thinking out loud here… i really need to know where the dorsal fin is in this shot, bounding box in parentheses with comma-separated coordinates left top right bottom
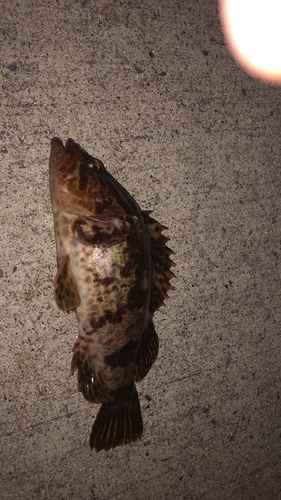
(142, 211, 176, 313)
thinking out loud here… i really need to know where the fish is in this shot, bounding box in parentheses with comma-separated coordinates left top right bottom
(49, 137, 175, 452)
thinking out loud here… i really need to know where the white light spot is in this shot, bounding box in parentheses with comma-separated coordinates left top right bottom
(219, 0, 281, 84)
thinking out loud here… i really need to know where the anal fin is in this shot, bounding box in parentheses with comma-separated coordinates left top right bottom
(54, 255, 80, 311)
(71, 338, 107, 404)
(135, 318, 159, 382)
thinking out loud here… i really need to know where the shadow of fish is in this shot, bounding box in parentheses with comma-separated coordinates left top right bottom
(49, 138, 175, 452)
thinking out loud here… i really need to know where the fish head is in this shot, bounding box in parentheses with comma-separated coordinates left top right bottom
(49, 138, 139, 220)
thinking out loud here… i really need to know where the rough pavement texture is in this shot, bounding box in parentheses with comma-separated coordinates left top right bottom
(1, 1, 281, 499)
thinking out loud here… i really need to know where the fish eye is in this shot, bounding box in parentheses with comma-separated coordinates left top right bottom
(87, 159, 100, 171)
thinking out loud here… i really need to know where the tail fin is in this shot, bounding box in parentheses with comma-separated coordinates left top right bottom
(89, 384, 143, 452)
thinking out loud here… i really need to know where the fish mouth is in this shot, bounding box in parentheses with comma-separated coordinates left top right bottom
(50, 137, 100, 172)
(51, 137, 94, 163)
(49, 137, 141, 222)
(50, 138, 106, 180)
(49, 137, 104, 215)
(51, 137, 89, 155)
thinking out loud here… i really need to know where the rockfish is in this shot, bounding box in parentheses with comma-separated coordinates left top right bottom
(49, 137, 175, 451)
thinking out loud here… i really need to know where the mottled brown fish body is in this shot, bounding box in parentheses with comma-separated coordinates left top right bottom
(49, 138, 175, 451)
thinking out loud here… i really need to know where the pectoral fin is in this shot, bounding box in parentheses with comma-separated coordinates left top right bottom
(53, 255, 80, 311)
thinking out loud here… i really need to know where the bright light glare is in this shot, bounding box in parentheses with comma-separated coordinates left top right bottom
(219, 0, 281, 84)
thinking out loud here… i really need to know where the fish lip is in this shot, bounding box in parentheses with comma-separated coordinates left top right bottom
(50, 137, 87, 156)
(50, 136, 64, 150)
(50, 138, 84, 160)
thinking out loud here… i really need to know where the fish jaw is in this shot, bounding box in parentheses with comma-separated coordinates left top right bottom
(49, 138, 141, 221)
(49, 137, 103, 217)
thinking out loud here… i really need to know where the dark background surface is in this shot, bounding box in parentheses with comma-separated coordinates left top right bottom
(1, 1, 280, 499)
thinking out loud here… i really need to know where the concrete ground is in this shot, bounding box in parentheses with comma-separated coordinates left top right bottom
(1, 1, 281, 499)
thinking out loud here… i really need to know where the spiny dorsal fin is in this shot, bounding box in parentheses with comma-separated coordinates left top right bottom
(53, 255, 80, 311)
(142, 211, 176, 314)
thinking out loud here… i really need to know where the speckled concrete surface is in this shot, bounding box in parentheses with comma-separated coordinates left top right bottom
(1, 1, 281, 499)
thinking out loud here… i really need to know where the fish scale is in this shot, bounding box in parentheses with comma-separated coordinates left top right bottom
(49, 137, 175, 452)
